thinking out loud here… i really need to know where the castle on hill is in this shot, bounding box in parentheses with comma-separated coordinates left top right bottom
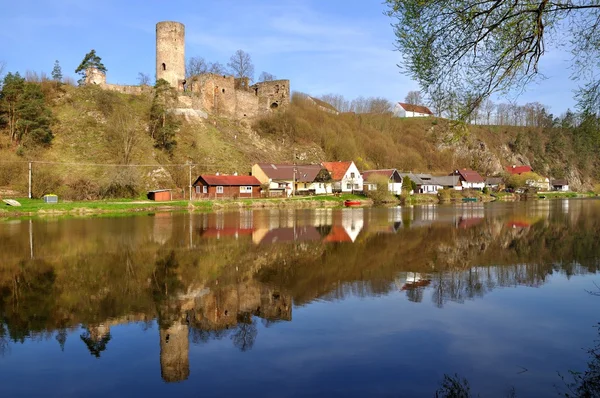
(85, 21, 290, 119)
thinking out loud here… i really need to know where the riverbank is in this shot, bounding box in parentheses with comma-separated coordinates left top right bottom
(0, 194, 369, 218)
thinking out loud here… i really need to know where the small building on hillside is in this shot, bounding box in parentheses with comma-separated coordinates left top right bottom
(393, 102, 434, 118)
(251, 163, 332, 196)
(307, 96, 340, 115)
(322, 161, 363, 193)
(362, 169, 403, 195)
(192, 175, 261, 199)
(147, 189, 173, 201)
(551, 179, 570, 191)
(505, 165, 533, 175)
(455, 169, 485, 190)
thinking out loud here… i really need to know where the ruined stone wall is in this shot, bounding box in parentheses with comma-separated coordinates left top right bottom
(235, 89, 261, 118)
(104, 84, 152, 95)
(156, 21, 185, 90)
(85, 67, 106, 85)
(252, 79, 290, 112)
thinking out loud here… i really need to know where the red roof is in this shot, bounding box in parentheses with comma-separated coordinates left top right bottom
(322, 161, 353, 181)
(505, 165, 532, 175)
(194, 175, 261, 186)
(323, 226, 353, 243)
(398, 102, 433, 115)
(456, 168, 484, 183)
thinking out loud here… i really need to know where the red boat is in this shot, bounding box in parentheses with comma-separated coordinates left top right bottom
(344, 200, 361, 207)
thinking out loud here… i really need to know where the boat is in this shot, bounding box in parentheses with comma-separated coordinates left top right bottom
(344, 200, 361, 207)
(462, 197, 477, 202)
(2, 199, 21, 207)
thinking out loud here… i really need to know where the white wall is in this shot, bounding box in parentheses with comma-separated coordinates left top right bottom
(341, 162, 363, 193)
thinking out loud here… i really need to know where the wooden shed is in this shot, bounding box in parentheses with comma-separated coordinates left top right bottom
(147, 189, 172, 201)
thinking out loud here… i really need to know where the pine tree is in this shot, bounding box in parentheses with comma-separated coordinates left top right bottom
(75, 50, 106, 85)
(149, 79, 179, 154)
(51, 60, 62, 83)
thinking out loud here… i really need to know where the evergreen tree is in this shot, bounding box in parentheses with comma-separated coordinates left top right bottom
(149, 79, 179, 154)
(0, 72, 53, 147)
(75, 50, 106, 85)
(51, 60, 62, 83)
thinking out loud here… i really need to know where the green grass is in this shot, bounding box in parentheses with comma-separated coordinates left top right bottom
(537, 192, 587, 199)
(2, 198, 193, 214)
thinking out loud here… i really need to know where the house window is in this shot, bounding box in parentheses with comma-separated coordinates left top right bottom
(346, 183, 352, 190)
(240, 186, 253, 193)
(203, 186, 208, 194)
(354, 184, 360, 190)
(216, 186, 224, 194)
(195, 186, 201, 193)
(350, 172, 355, 178)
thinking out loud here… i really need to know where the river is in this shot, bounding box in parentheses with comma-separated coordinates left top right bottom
(0, 200, 599, 397)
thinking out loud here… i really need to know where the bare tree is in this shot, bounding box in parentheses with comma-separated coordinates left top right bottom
(208, 62, 227, 75)
(227, 49, 255, 82)
(108, 105, 140, 164)
(258, 71, 276, 82)
(0, 60, 5, 77)
(481, 99, 495, 125)
(137, 72, 151, 86)
(319, 93, 350, 113)
(405, 90, 423, 105)
(367, 97, 393, 114)
(186, 57, 207, 78)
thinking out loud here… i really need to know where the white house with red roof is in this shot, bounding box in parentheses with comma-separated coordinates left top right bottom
(362, 169, 403, 195)
(455, 169, 485, 190)
(393, 102, 434, 118)
(322, 161, 363, 193)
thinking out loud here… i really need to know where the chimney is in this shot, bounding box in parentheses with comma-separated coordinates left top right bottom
(216, 172, 220, 176)
(512, 165, 516, 168)
(233, 172, 238, 176)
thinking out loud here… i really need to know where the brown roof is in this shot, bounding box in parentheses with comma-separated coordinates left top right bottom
(456, 168, 484, 183)
(254, 163, 324, 183)
(398, 102, 433, 115)
(193, 175, 261, 186)
(322, 161, 353, 181)
(362, 169, 396, 181)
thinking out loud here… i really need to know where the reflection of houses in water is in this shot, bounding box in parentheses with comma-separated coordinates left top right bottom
(197, 211, 255, 241)
(340, 208, 364, 241)
(395, 272, 432, 291)
(456, 204, 485, 229)
(254, 226, 322, 245)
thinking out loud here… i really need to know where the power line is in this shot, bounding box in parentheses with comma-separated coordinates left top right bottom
(0, 160, 224, 167)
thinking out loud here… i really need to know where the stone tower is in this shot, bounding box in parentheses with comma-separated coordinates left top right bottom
(156, 21, 185, 90)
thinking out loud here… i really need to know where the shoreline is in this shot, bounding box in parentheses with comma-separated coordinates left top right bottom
(0, 192, 593, 219)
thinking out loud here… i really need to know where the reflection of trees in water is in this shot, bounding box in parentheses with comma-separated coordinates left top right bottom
(231, 313, 257, 352)
(560, 323, 600, 397)
(79, 328, 111, 358)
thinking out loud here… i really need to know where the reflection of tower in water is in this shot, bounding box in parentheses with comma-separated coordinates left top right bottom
(159, 322, 190, 383)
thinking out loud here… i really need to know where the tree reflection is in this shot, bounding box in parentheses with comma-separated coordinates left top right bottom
(231, 312, 257, 352)
(80, 327, 111, 358)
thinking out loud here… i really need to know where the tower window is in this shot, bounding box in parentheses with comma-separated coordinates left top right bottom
(222, 88, 225, 93)
(162, 63, 166, 71)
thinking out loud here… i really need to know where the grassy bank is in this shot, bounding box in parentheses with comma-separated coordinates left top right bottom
(0, 194, 368, 218)
(537, 192, 595, 199)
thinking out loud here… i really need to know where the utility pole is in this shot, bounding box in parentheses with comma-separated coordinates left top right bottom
(189, 163, 192, 201)
(28, 162, 32, 199)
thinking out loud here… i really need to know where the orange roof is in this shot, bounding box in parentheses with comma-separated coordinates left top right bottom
(323, 226, 353, 243)
(398, 102, 433, 115)
(322, 161, 353, 181)
(505, 165, 532, 175)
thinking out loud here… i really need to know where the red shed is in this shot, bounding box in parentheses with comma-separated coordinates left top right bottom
(147, 189, 172, 201)
(192, 174, 261, 199)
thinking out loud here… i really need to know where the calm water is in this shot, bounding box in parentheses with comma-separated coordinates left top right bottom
(1, 200, 599, 397)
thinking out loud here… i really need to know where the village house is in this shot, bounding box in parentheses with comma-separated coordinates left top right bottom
(362, 169, 403, 195)
(251, 163, 332, 196)
(192, 174, 261, 199)
(432, 175, 462, 191)
(526, 176, 550, 191)
(398, 173, 441, 194)
(551, 179, 570, 191)
(485, 177, 504, 191)
(322, 161, 363, 193)
(392, 102, 434, 118)
(455, 169, 485, 190)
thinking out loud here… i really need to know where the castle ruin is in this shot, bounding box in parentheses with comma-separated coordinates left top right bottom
(85, 21, 290, 119)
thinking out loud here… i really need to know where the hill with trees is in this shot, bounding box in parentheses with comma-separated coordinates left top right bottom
(0, 77, 598, 199)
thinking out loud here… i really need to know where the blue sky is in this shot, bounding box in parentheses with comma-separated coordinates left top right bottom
(0, 0, 578, 115)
